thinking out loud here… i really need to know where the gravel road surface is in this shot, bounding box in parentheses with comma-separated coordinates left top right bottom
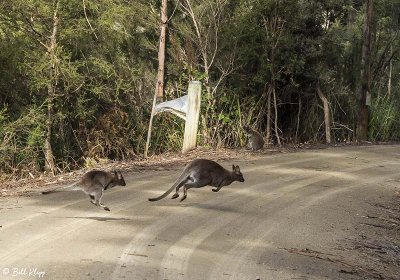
(0, 145, 399, 280)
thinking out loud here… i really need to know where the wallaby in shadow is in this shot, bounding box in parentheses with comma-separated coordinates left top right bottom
(41, 170, 126, 211)
(148, 159, 244, 202)
(244, 125, 264, 151)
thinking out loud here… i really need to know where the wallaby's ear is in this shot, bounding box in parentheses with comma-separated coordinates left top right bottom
(235, 165, 240, 172)
(232, 164, 235, 171)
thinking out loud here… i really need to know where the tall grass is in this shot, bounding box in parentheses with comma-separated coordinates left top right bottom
(369, 93, 400, 141)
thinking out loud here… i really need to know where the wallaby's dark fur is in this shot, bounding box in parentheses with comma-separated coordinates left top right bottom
(42, 170, 126, 211)
(244, 125, 264, 151)
(148, 159, 244, 202)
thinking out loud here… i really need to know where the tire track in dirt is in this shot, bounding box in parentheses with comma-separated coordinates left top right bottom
(208, 163, 400, 279)
(164, 163, 395, 280)
(112, 153, 385, 279)
(2, 146, 399, 280)
(111, 152, 340, 280)
(0, 171, 158, 230)
(0, 176, 162, 266)
(111, 173, 303, 280)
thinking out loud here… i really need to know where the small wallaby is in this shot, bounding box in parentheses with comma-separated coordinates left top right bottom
(148, 159, 244, 202)
(244, 125, 264, 151)
(41, 170, 126, 211)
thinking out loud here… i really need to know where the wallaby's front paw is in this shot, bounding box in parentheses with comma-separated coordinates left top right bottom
(104, 207, 110, 211)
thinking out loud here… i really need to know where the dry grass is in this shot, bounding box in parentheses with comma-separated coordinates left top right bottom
(0, 146, 282, 197)
(1, 141, 395, 197)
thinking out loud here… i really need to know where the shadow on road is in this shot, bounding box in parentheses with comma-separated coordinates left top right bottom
(58, 216, 133, 222)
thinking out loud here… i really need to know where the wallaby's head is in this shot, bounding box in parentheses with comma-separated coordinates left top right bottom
(243, 125, 251, 134)
(232, 165, 245, 182)
(113, 171, 126, 186)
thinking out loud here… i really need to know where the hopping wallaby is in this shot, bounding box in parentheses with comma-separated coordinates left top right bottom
(244, 125, 264, 151)
(148, 159, 244, 202)
(41, 170, 126, 211)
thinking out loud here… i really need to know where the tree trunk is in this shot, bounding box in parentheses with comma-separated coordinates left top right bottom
(44, 0, 59, 175)
(295, 96, 301, 143)
(387, 44, 392, 96)
(202, 52, 212, 144)
(272, 83, 281, 146)
(317, 85, 331, 144)
(271, 48, 281, 146)
(263, 5, 284, 147)
(356, 0, 373, 141)
(155, 0, 168, 100)
(144, 0, 168, 157)
(265, 85, 271, 145)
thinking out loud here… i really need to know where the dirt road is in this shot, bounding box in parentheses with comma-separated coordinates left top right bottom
(0, 145, 399, 280)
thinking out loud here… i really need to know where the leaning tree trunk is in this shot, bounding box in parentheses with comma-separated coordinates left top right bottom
(356, 0, 373, 141)
(387, 44, 392, 97)
(44, 0, 59, 175)
(155, 0, 167, 100)
(271, 48, 281, 146)
(144, 0, 168, 158)
(295, 96, 301, 143)
(317, 85, 331, 144)
(265, 85, 272, 145)
(272, 82, 281, 146)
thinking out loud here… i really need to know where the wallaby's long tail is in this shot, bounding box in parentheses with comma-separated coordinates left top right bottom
(41, 182, 80, 194)
(148, 174, 189, 202)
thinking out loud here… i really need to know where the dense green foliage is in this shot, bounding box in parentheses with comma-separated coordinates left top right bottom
(0, 0, 399, 176)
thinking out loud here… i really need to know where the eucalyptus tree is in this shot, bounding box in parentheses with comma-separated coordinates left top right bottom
(0, 0, 157, 174)
(166, 0, 241, 145)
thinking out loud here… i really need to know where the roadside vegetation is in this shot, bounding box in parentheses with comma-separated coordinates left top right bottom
(0, 0, 399, 178)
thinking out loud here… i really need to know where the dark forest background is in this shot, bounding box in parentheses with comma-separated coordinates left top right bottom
(0, 0, 399, 177)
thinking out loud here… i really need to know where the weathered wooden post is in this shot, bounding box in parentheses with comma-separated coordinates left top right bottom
(182, 81, 201, 153)
(145, 81, 202, 156)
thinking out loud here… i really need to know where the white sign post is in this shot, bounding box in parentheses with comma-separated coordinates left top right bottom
(146, 81, 202, 155)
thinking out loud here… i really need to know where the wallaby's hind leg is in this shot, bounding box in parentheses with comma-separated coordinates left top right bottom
(171, 185, 180, 199)
(212, 185, 223, 192)
(180, 186, 188, 202)
(171, 179, 188, 199)
(92, 190, 110, 211)
(179, 178, 210, 202)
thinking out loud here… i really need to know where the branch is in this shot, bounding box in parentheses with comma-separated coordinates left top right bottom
(82, 0, 98, 40)
(181, 0, 204, 56)
(212, 51, 239, 96)
(208, 0, 224, 69)
(21, 13, 43, 37)
(372, 31, 400, 83)
(166, 0, 180, 23)
(36, 38, 50, 51)
(18, 13, 50, 50)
